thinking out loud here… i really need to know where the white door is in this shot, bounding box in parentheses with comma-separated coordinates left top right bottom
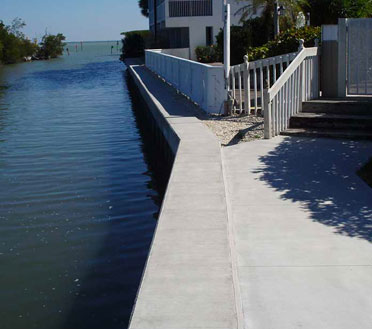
(347, 18, 372, 95)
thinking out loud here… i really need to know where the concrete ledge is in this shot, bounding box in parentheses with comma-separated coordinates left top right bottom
(127, 64, 239, 329)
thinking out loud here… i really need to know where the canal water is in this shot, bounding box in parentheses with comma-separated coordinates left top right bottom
(0, 42, 166, 329)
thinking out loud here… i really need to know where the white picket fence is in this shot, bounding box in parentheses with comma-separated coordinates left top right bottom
(229, 41, 320, 138)
(229, 51, 298, 114)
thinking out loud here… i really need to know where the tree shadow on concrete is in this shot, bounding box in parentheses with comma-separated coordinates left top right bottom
(256, 137, 372, 242)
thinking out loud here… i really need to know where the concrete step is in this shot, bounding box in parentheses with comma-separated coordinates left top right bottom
(281, 128, 372, 140)
(289, 113, 372, 130)
(302, 98, 372, 115)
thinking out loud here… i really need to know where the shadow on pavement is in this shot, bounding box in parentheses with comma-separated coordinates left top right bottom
(256, 137, 372, 242)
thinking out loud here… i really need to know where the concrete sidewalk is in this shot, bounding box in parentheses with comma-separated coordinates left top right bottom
(222, 136, 372, 329)
(128, 60, 372, 329)
(128, 64, 240, 329)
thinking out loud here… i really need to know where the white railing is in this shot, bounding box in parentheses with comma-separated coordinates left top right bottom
(264, 44, 320, 138)
(145, 49, 226, 114)
(229, 51, 298, 114)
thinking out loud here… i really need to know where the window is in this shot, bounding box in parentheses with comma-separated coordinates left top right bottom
(159, 27, 190, 48)
(169, 0, 213, 17)
(206, 26, 213, 46)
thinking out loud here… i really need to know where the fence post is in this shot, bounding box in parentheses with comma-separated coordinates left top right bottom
(263, 90, 272, 139)
(224, 3, 231, 91)
(298, 39, 304, 52)
(243, 55, 250, 114)
(298, 39, 305, 111)
(314, 38, 320, 98)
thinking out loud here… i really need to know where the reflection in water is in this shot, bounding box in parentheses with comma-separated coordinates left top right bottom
(0, 42, 170, 329)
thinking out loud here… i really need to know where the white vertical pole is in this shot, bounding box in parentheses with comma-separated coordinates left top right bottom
(274, 2, 280, 37)
(224, 3, 231, 82)
(244, 56, 250, 114)
(253, 67, 258, 114)
(238, 67, 242, 112)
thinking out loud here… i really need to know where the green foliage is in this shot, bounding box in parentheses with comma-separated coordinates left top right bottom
(37, 33, 66, 59)
(195, 45, 219, 63)
(247, 26, 321, 61)
(215, 26, 250, 65)
(238, 0, 308, 24)
(0, 18, 65, 64)
(138, 0, 149, 17)
(121, 30, 152, 59)
(228, 0, 371, 64)
(22, 38, 38, 57)
(238, 0, 372, 31)
(303, 0, 372, 26)
(343, 0, 372, 17)
(8, 17, 26, 38)
(215, 16, 273, 65)
(0, 20, 39, 64)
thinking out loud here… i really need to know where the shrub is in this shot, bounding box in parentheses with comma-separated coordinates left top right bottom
(121, 30, 152, 59)
(0, 19, 40, 64)
(215, 26, 251, 65)
(304, 0, 372, 26)
(247, 26, 321, 61)
(0, 19, 65, 64)
(21, 38, 38, 58)
(215, 16, 273, 65)
(195, 45, 219, 63)
(37, 33, 66, 59)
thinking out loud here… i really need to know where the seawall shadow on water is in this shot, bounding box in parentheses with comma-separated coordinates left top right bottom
(61, 68, 174, 329)
(125, 69, 175, 207)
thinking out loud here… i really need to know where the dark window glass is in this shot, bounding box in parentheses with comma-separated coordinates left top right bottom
(158, 27, 190, 49)
(206, 26, 213, 46)
(169, 0, 213, 17)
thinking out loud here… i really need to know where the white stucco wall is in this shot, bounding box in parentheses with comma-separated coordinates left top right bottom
(164, 0, 248, 60)
(149, 0, 252, 60)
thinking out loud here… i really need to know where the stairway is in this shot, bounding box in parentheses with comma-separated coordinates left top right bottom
(281, 98, 372, 140)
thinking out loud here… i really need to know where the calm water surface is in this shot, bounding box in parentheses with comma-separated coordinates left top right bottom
(0, 42, 163, 329)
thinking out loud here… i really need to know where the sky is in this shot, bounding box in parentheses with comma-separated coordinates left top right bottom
(1, 0, 148, 42)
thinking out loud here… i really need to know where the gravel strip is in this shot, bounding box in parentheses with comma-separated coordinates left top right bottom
(199, 114, 264, 146)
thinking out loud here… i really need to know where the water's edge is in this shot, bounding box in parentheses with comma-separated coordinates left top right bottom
(0, 47, 173, 329)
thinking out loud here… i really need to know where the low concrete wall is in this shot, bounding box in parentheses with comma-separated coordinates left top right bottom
(128, 63, 180, 155)
(127, 63, 239, 329)
(145, 49, 226, 114)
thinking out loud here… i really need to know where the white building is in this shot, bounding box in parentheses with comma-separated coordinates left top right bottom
(148, 0, 248, 60)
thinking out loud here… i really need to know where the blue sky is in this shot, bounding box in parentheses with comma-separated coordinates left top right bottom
(1, 0, 148, 41)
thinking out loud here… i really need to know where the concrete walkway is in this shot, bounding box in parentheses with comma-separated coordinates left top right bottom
(128, 61, 372, 329)
(128, 64, 240, 329)
(222, 136, 372, 329)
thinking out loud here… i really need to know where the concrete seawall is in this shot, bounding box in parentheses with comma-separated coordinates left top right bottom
(126, 61, 372, 329)
(127, 63, 241, 328)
